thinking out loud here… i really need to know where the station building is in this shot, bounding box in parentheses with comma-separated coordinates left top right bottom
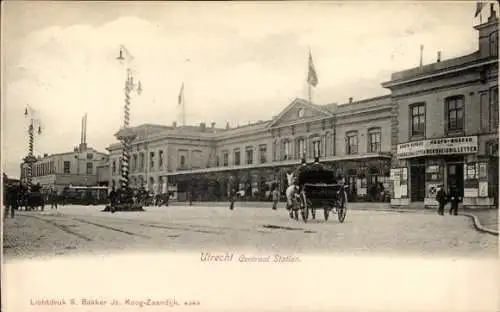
(107, 96, 393, 202)
(107, 7, 499, 208)
(382, 6, 499, 208)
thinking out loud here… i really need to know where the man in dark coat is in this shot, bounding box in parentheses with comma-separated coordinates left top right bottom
(449, 185, 461, 216)
(6, 184, 20, 218)
(436, 184, 447, 216)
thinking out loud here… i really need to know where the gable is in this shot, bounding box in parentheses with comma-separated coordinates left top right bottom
(269, 98, 332, 128)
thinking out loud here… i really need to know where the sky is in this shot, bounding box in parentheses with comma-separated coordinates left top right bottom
(2, 1, 492, 178)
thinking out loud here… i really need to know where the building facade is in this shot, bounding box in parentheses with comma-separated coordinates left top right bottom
(382, 7, 499, 208)
(20, 143, 109, 193)
(107, 8, 498, 208)
(107, 96, 393, 202)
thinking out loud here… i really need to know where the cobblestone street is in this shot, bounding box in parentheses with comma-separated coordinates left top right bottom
(3, 205, 497, 260)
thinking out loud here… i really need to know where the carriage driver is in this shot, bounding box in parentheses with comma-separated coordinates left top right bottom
(286, 157, 307, 210)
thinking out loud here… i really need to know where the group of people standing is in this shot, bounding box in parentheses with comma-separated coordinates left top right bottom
(435, 184, 461, 216)
(228, 157, 333, 211)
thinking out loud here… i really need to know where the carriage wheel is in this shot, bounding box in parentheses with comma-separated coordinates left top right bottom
(337, 191, 347, 223)
(301, 193, 308, 222)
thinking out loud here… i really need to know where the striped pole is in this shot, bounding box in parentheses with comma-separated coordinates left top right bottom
(120, 75, 132, 190)
(27, 122, 34, 190)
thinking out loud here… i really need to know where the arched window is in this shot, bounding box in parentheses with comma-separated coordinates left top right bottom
(367, 128, 381, 153)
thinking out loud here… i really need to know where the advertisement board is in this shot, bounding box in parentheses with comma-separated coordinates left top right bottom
(396, 136, 478, 159)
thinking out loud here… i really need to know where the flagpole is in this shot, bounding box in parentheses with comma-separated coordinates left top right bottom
(308, 83, 312, 104)
(182, 85, 186, 126)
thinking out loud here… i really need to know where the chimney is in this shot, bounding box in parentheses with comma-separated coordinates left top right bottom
(172, 121, 177, 128)
(489, 3, 497, 22)
(211, 122, 216, 129)
(199, 122, 206, 131)
(225, 122, 230, 130)
(79, 113, 88, 151)
(349, 97, 353, 104)
(437, 51, 441, 62)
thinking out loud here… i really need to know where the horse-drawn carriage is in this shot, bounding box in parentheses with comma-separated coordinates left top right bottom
(289, 164, 347, 223)
(16, 184, 45, 211)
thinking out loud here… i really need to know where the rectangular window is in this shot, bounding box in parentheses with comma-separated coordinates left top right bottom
(297, 138, 305, 159)
(490, 86, 498, 131)
(180, 155, 186, 167)
(223, 152, 229, 167)
(480, 91, 489, 131)
(446, 96, 464, 132)
(159, 150, 164, 169)
(139, 153, 144, 171)
(234, 150, 241, 166)
(259, 145, 267, 164)
(410, 103, 425, 136)
(112, 160, 116, 175)
(132, 154, 138, 172)
(64, 161, 71, 174)
(284, 140, 291, 160)
(246, 148, 253, 165)
(86, 162, 93, 175)
(150, 152, 155, 171)
(312, 139, 321, 158)
(368, 128, 381, 153)
(490, 31, 498, 57)
(346, 132, 358, 155)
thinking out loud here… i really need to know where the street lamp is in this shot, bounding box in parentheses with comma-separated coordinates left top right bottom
(23, 105, 43, 191)
(115, 45, 142, 191)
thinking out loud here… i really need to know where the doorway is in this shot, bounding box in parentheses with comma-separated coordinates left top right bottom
(446, 163, 464, 198)
(410, 164, 426, 201)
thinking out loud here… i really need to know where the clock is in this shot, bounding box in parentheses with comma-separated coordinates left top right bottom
(298, 108, 305, 118)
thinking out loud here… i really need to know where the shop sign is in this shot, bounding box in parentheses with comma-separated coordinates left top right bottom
(396, 136, 478, 159)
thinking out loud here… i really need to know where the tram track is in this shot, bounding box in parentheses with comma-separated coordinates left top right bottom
(19, 211, 275, 239)
(21, 213, 152, 240)
(22, 214, 94, 242)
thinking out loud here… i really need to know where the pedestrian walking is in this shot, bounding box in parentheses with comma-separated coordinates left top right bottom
(229, 187, 236, 210)
(436, 184, 447, 216)
(449, 185, 460, 216)
(272, 187, 279, 210)
(50, 189, 58, 209)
